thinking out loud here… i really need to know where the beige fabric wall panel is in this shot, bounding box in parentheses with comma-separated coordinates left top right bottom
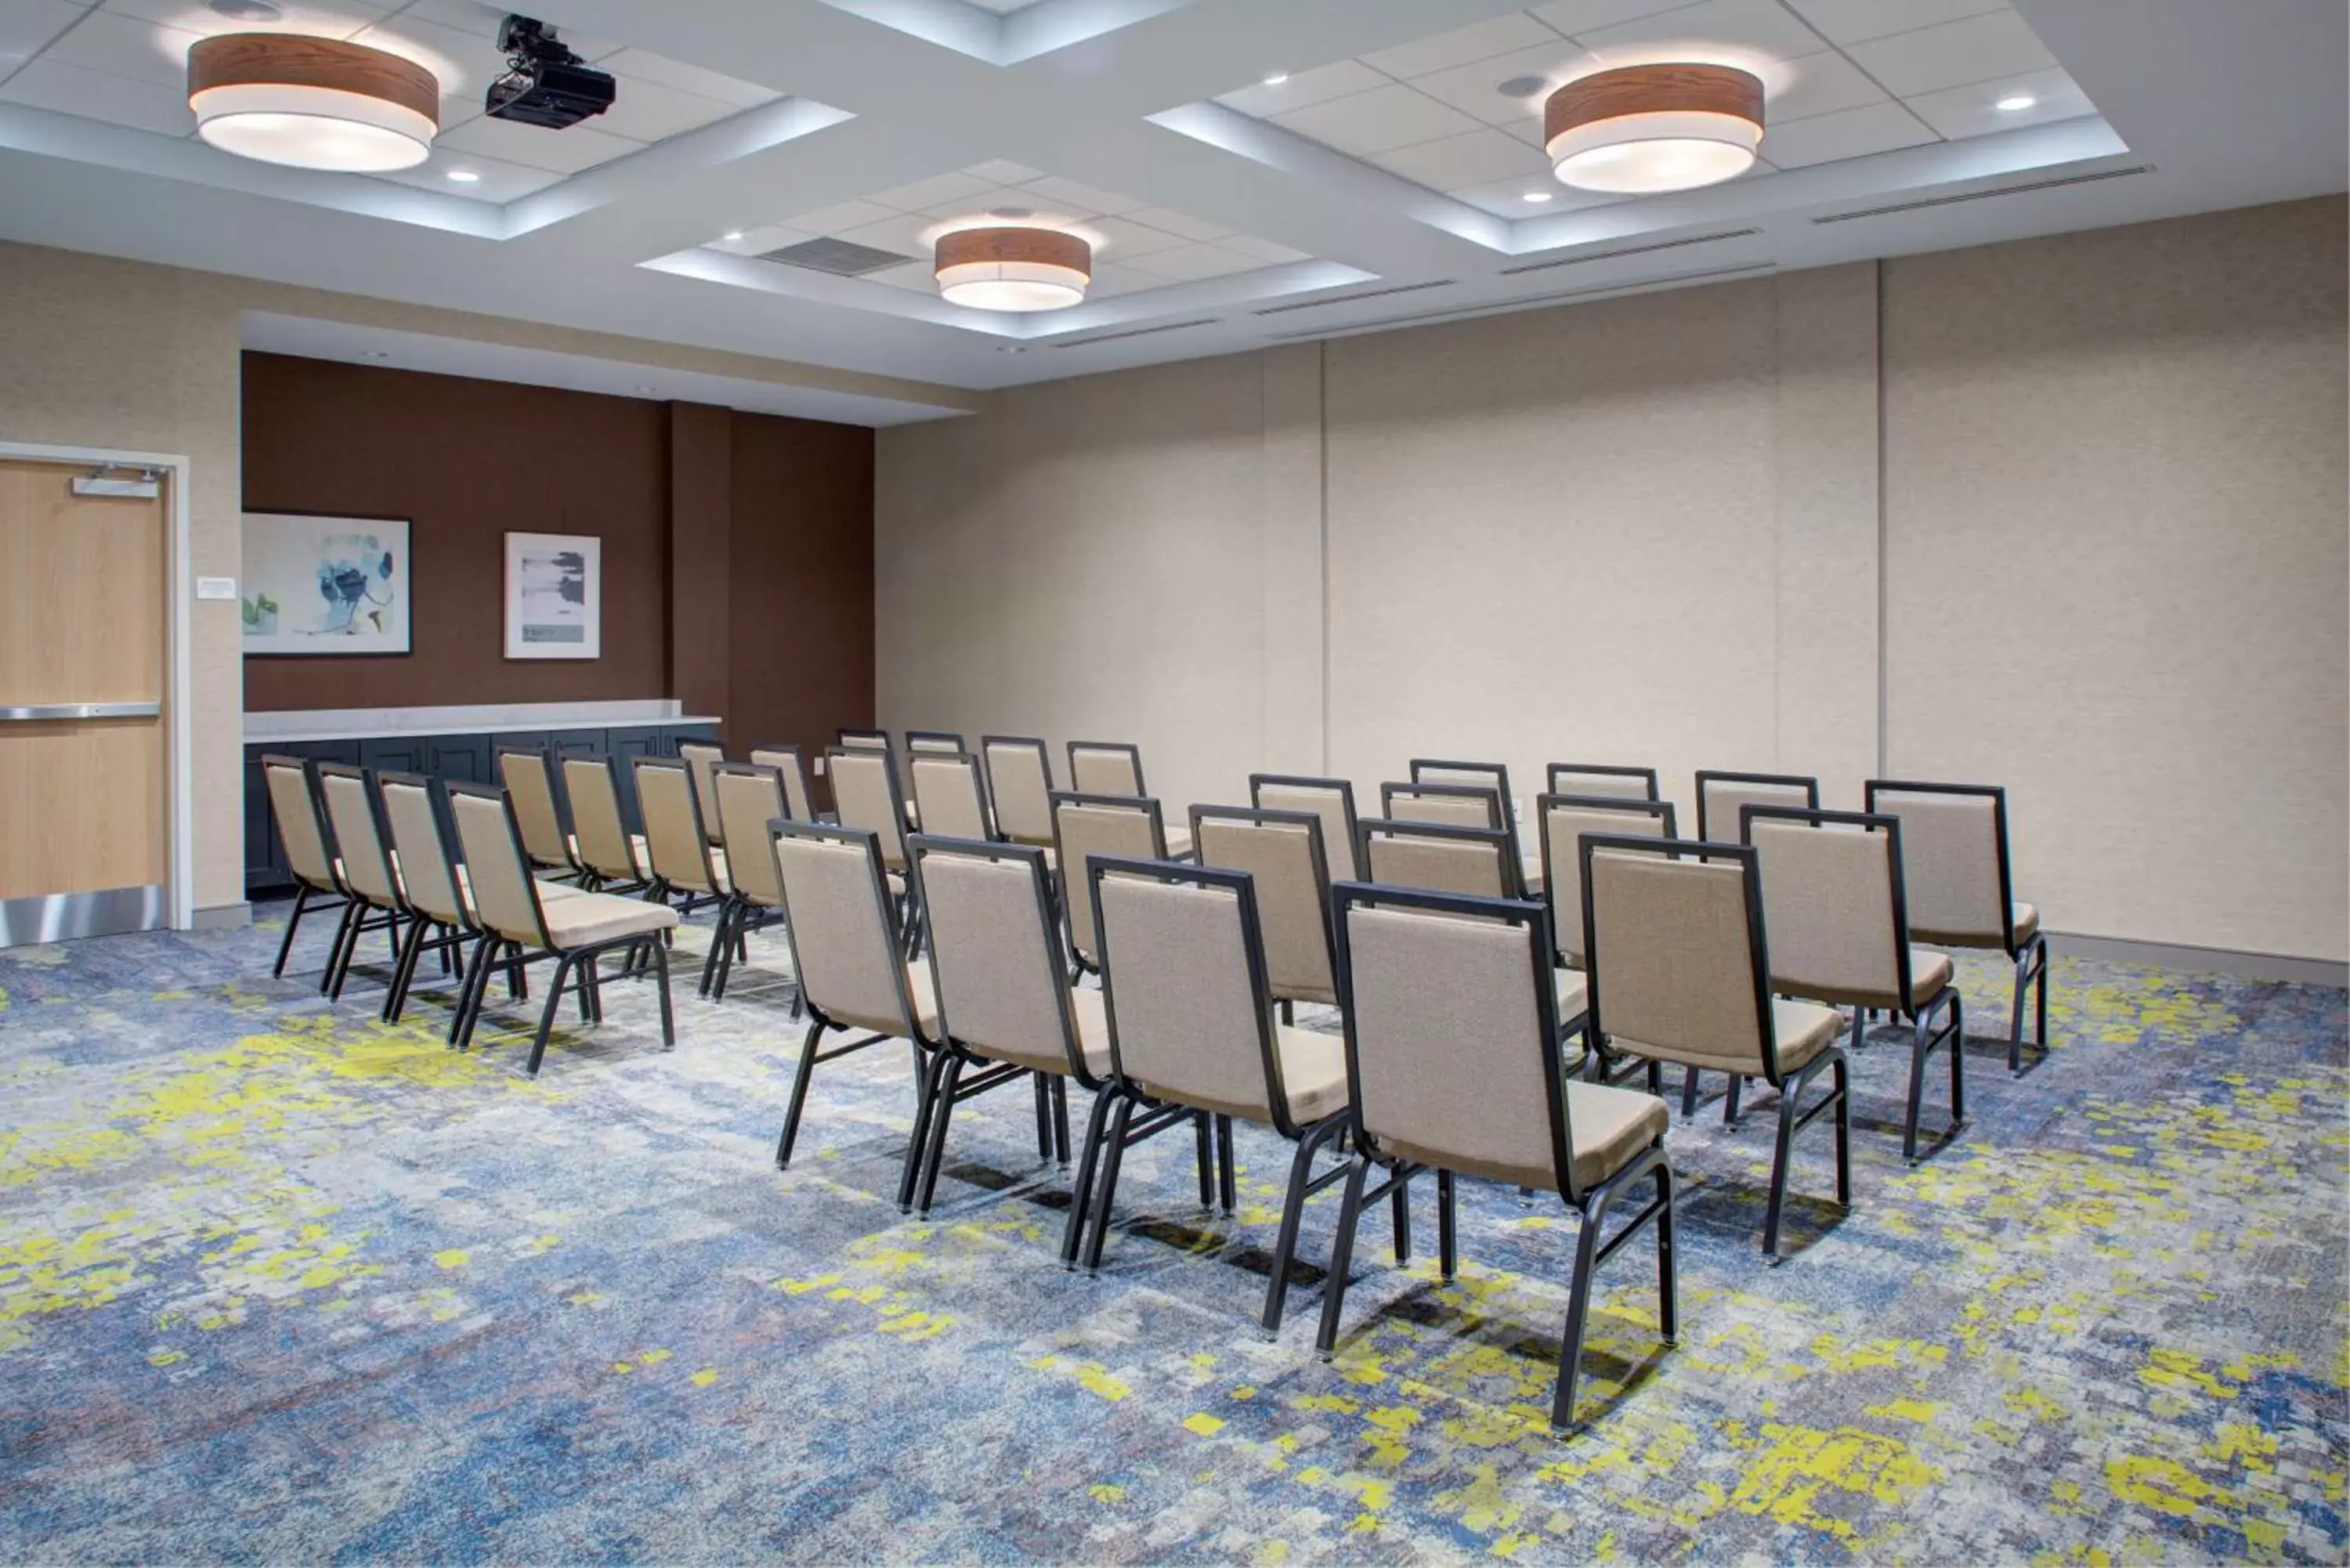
(1323, 272, 1876, 833)
(1883, 197, 2348, 960)
(1258, 344, 1327, 777)
(876, 353, 1278, 815)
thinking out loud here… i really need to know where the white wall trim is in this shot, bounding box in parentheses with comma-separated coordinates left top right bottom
(0, 439, 196, 932)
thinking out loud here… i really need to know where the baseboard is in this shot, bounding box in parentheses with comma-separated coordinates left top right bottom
(2048, 930, 2347, 988)
(191, 902, 253, 932)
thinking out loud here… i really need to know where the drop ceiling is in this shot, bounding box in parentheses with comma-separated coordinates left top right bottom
(0, 0, 2340, 422)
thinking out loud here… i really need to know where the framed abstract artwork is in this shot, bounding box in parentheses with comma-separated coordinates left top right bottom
(504, 532, 601, 659)
(240, 511, 410, 656)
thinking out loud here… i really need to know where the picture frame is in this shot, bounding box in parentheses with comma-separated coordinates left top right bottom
(504, 532, 602, 660)
(240, 511, 411, 657)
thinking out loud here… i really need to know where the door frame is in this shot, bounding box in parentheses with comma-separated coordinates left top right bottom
(0, 441, 196, 931)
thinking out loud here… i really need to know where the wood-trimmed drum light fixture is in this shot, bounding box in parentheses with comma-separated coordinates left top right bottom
(934, 226, 1091, 312)
(1544, 63, 1764, 194)
(187, 33, 439, 172)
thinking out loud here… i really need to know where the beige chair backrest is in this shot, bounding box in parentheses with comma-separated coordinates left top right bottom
(318, 767, 398, 909)
(378, 774, 465, 927)
(982, 738, 1055, 845)
(1339, 896, 1566, 1194)
(1192, 809, 1334, 1006)
(1053, 795, 1166, 967)
(1540, 795, 1675, 966)
(714, 764, 788, 909)
(828, 748, 908, 869)
(1383, 783, 1500, 830)
(560, 756, 638, 883)
(749, 746, 818, 823)
(1069, 743, 1144, 797)
(678, 742, 727, 846)
(1746, 813, 1904, 1008)
(1585, 844, 1773, 1078)
(1363, 822, 1515, 900)
(497, 748, 572, 871)
(1548, 764, 1658, 803)
(909, 752, 992, 842)
(262, 756, 338, 892)
(906, 732, 964, 756)
(635, 759, 722, 894)
(1253, 776, 1360, 881)
(1696, 772, 1816, 843)
(1096, 871, 1280, 1125)
(1866, 785, 2009, 946)
(446, 786, 549, 948)
(771, 825, 921, 1037)
(837, 729, 890, 751)
(910, 840, 1077, 1077)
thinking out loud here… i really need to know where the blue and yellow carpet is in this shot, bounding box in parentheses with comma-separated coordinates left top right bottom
(1, 906, 2343, 1562)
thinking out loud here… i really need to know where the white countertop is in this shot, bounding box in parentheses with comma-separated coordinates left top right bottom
(244, 699, 721, 745)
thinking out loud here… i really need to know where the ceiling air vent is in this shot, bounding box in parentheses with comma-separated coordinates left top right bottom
(757, 237, 916, 276)
(1499, 228, 1760, 276)
(1810, 164, 2154, 225)
(1253, 279, 1459, 316)
(1050, 318, 1220, 349)
(1265, 261, 1777, 341)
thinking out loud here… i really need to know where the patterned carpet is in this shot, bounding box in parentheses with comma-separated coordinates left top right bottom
(1, 902, 2343, 1563)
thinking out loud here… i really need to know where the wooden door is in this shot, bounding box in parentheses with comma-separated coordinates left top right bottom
(0, 459, 169, 939)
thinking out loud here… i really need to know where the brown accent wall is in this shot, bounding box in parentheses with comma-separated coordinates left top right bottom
(240, 352, 876, 745)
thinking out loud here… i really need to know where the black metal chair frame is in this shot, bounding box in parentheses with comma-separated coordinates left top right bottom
(308, 760, 407, 1003)
(1355, 816, 1528, 900)
(371, 770, 479, 1027)
(1047, 789, 1168, 976)
(558, 753, 653, 896)
(1188, 801, 1336, 1027)
(259, 753, 356, 988)
(1546, 763, 1661, 801)
(701, 761, 797, 1006)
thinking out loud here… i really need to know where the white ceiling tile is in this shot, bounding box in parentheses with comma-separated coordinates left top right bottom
(1018, 175, 1143, 215)
(923, 184, 1091, 224)
(1363, 13, 1560, 81)
(831, 211, 935, 261)
(1084, 213, 1185, 258)
(864, 170, 989, 211)
(1574, 0, 1829, 64)
(370, 146, 562, 201)
(1843, 7, 2054, 96)
(1528, 0, 1697, 34)
(1118, 240, 1260, 281)
(389, 0, 619, 58)
(588, 74, 736, 142)
(1781, 0, 2005, 47)
(1448, 177, 1625, 216)
(1213, 57, 1388, 118)
(1499, 115, 1549, 148)
(594, 47, 777, 109)
(42, 9, 196, 86)
(963, 0, 1039, 13)
(1120, 204, 1231, 241)
(0, 54, 193, 134)
(0, 49, 24, 81)
(1758, 96, 1935, 167)
(100, 0, 389, 42)
(1767, 49, 1887, 122)
(350, 14, 506, 101)
(438, 111, 639, 171)
(0, 1, 83, 60)
(1405, 37, 1601, 127)
(860, 260, 936, 292)
(1902, 63, 2093, 140)
(963, 157, 1041, 182)
(1271, 81, 1481, 157)
(1082, 265, 1153, 298)
(708, 224, 812, 255)
(1368, 125, 1549, 190)
(776, 197, 898, 234)
(1217, 233, 1311, 264)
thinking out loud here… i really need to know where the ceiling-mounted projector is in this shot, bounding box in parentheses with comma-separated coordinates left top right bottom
(485, 14, 614, 130)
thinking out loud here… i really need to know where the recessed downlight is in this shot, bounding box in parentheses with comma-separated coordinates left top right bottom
(360, 349, 391, 359)
(446, 168, 480, 182)
(1994, 92, 2037, 112)
(1261, 71, 1289, 87)
(1498, 75, 1548, 99)
(1522, 190, 1553, 203)
(723, 229, 743, 241)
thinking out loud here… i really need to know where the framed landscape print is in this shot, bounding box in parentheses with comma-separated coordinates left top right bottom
(504, 532, 601, 659)
(240, 511, 410, 656)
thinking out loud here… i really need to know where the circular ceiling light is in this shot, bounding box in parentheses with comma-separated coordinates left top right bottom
(187, 32, 439, 172)
(1994, 92, 2037, 112)
(1545, 63, 1764, 194)
(935, 226, 1090, 312)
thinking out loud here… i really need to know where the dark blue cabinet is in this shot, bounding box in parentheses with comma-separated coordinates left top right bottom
(360, 737, 432, 776)
(428, 736, 491, 786)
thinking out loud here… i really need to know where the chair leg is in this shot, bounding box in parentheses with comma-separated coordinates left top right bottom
(583, 954, 603, 1024)
(272, 886, 313, 977)
(1832, 1056, 1853, 1208)
(448, 934, 494, 1047)
(1655, 1160, 1679, 1344)
(1082, 1095, 1137, 1274)
(1216, 1115, 1236, 1213)
(327, 908, 374, 1002)
(1762, 1074, 1802, 1263)
(319, 901, 362, 996)
(1680, 1066, 1699, 1119)
(522, 954, 573, 1077)
(1033, 1074, 1054, 1161)
(774, 1019, 826, 1169)
(1194, 1111, 1214, 1209)
(914, 1053, 965, 1215)
(1062, 1088, 1116, 1266)
(504, 942, 527, 1001)
(698, 903, 729, 997)
(1390, 1168, 1411, 1265)
(1723, 1075, 1743, 1127)
(898, 1047, 953, 1212)
(1260, 1115, 1343, 1335)
(1903, 1013, 1930, 1165)
(1949, 994, 1966, 1128)
(1314, 1155, 1374, 1357)
(1051, 1078, 1072, 1166)
(1437, 1168, 1458, 1281)
(381, 914, 427, 1024)
(1550, 1195, 1608, 1432)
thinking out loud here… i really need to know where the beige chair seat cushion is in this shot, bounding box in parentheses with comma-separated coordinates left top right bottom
(903, 958, 942, 1040)
(2011, 901, 2039, 945)
(1068, 985, 1114, 1077)
(1522, 858, 1545, 895)
(541, 889, 682, 949)
(1563, 1081, 1669, 1192)
(1771, 998, 1845, 1071)
(1163, 826, 1193, 860)
(1272, 1023, 1350, 1124)
(1907, 948, 1954, 1006)
(1556, 967, 1589, 1023)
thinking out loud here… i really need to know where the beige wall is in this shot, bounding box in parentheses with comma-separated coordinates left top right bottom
(0, 238, 972, 916)
(878, 197, 2348, 962)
